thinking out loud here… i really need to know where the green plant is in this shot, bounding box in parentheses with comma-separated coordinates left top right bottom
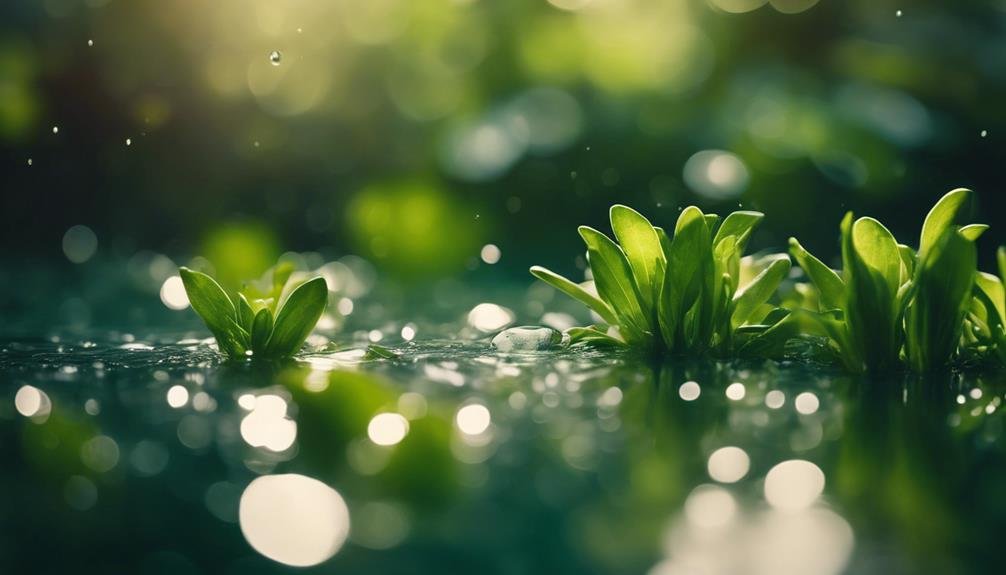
(765, 188, 984, 373)
(179, 263, 329, 359)
(968, 246, 1006, 366)
(530, 205, 792, 356)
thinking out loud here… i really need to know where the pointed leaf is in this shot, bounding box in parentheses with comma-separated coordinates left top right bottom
(609, 205, 665, 312)
(580, 226, 649, 338)
(788, 237, 845, 311)
(732, 256, 791, 328)
(251, 307, 274, 353)
(714, 211, 763, 253)
(959, 224, 988, 241)
(904, 229, 976, 371)
(265, 277, 329, 357)
(530, 266, 618, 325)
(919, 188, 970, 258)
(237, 293, 255, 332)
(179, 267, 244, 357)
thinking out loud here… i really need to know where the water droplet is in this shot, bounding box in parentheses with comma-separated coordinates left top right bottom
(980, 129, 988, 138)
(896, 9, 902, 17)
(125, 138, 131, 146)
(52, 126, 59, 134)
(297, 27, 303, 34)
(269, 50, 282, 66)
(491, 326, 565, 352)
(27, 158, 32, 166)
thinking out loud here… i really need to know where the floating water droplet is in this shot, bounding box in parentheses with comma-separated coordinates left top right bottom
(27, 158, 32, 166)
(125, 138, 131, 146)
(896, 9, 902, 17)
(52, 126, 59, 134)
(980, 129, 988, 138)
(491, 326, 564, 352)
(480, 243, 501, 264)
(87, 39, 93, 47)
(269, 50, 282, 66)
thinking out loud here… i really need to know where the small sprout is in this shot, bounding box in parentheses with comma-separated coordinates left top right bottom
(179, 263, 328, 360)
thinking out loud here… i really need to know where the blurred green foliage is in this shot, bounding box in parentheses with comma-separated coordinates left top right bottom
(0, 0, 1004, 279)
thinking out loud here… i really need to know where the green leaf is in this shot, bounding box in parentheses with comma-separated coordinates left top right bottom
(998, 246, 1006, 283)
(265, 277, 329, 357)
(565, 326, 626, 347)
(703, 214, 721, 238)
(609, 205, 665, 312)
(658, 207, 710, 350)
(974, 272, 1005, 327)
(714, 211, 763, 253)
(250, 307, 274, 353)
(959, 224, 988, 241)
(897, 244, 917, 285)
(237, 293, 255, 332)
(732, 256, 791, 328)
(580, 226, 649, 340)
(919, 188, 970, 259)
(365, 344, 400, 360)
(529, 266, 618, 325)
(179, 267, 244, 358)
(788, 237, 845, 311)
(904, 229, 977, 371)
(844, 216, 903, 371)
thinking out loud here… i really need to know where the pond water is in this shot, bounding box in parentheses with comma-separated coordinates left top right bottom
(2, 280, 1005, 575)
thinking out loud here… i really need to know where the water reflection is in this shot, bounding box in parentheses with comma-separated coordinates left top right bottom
(3, 328, 1006, 573)
(239, 474, 350, 567)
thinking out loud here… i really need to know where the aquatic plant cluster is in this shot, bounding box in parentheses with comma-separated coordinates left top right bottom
(532, 189, 1006, 374)
(179, 263, 328, 360)
(178, 188, 1004, 374)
